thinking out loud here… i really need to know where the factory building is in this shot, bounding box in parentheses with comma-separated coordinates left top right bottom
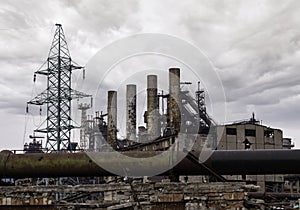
(4, 23, 300, 209)
(215, 114, 294, 193)
(217, 114, 283, 151)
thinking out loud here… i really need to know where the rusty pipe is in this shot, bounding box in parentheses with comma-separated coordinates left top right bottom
(1, 150, 300, 178)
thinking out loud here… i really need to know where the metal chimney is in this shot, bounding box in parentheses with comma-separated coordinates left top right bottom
(126, 84, 137, 141)
(107, 91, 117, 149)
(169, 68, 181, 133)
(147, 75, 160, 139)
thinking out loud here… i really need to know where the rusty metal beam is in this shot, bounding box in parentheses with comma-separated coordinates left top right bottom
(1, 150, 300, 178)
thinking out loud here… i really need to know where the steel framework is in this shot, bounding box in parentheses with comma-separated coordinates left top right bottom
(28, 24, 91, 152)
(195, 81, 208, 128)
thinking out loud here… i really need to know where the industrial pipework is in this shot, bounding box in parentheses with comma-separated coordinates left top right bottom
(2, 150, 300, 178)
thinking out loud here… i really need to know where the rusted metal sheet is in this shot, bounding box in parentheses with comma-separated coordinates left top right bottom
(0, 197, 52, 206)
(157, 194, 184, 202)
(223, 192, 245, 200)
(150, 203, 185, 210)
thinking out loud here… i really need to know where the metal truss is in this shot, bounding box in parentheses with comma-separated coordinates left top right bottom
(28, 24, 91, 152)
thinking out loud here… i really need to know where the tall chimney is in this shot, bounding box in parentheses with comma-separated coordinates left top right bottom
(107, 91, 117, 149)
(126, 84, 137, 141)
(169, 68, 181, 133)
(147, 75, 160, 139)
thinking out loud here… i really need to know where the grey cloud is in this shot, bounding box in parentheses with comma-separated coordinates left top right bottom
(0, 0, 300, 148)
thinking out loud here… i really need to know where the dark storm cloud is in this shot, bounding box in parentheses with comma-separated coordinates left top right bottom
(0, 0, 140, 114)
(0, 0, 299, 149)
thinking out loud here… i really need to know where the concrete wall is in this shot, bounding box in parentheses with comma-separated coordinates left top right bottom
(216, 123, 284, 187)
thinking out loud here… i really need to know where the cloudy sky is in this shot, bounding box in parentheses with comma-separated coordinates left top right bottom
(0, 0, 299, 149)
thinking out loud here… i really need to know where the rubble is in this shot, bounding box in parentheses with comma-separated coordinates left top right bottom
(0, 182, 251, 209)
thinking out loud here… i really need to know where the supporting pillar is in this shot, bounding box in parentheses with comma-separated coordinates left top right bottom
(107, 91, 117, 149)
(147, 75, 160, 139)
(126, 84, 137, 141)
(169, 68, 181, 133)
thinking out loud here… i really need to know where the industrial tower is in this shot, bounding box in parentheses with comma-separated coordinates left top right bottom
(27, 24, 91, 152)
(195, 81, 208, 128)
(78, 103, 91, 149)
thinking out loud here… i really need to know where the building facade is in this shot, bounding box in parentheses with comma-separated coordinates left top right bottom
(215, 115, 290, 192)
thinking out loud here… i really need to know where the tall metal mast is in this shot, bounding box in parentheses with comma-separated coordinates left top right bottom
(27, 24, 91, 152)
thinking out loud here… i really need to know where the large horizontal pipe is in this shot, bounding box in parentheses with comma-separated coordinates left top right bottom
(1, 150, 300, 178)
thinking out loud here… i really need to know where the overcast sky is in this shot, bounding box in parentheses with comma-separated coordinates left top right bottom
(0, 0, 299, 149)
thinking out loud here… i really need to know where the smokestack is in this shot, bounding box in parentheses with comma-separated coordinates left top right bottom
(147, 75, 160, 139)
(169, 68, 181, 133)
(126, 84, 137, 141)
(107, 91, 117, 149)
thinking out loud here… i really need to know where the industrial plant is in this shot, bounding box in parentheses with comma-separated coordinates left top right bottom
(1, 24, 300, 210)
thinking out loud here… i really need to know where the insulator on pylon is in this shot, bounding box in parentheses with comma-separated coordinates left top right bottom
(91, 97, 93, 108)
(26, 104, 29, 113)
(26, 24, 91, 152)
(83, 68, 86, 80)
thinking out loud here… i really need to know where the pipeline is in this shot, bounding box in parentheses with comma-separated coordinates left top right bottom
(1, 150, 300, 178)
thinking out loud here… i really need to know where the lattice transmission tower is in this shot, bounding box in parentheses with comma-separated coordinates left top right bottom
(27, 24, 91, 152)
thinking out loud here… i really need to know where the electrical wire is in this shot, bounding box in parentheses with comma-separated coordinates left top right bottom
(20, 23, 89, 147)
(23, 73, 40, 145)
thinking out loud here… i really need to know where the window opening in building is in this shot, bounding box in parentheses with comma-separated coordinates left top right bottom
(226, 128, 237, 135)
(245, 129, 256, 137)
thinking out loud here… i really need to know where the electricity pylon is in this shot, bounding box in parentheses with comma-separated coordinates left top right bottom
(28, 24, 91, 152)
